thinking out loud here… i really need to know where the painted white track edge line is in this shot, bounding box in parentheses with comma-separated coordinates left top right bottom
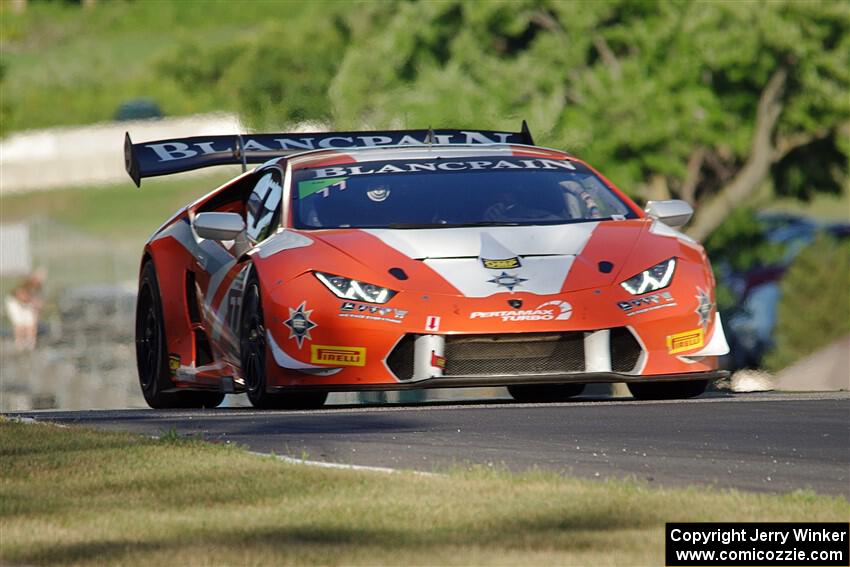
(5, 415, 432, 476)
(250, 451, 437, 476)
(5, 416, 68, 427)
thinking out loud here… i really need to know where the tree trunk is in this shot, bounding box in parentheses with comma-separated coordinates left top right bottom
(686, 68, 787, 242)
(647, 174, 671, 201)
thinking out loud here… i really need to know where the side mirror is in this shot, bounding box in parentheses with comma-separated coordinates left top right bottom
(193, 212, 246, 241)
(645, 200, 693, 229)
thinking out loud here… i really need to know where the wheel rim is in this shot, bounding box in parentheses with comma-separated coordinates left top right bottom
(136, 284, 159, 390)
(241, 283, 266, 394)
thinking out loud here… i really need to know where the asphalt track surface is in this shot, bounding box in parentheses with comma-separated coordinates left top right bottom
(9, 392, 850, 497)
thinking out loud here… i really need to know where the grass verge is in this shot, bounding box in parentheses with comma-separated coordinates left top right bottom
(0, 173, 233, 243)
(1, 419, 847, 566)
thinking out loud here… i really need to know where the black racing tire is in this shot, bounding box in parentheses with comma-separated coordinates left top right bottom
(136, 261, 183, 409)
(240, 271, 327, 410)
(627, 379, 708, 400)
(507, 383, 586, 403)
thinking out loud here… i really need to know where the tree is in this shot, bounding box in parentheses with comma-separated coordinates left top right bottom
(329, 0, 849, 240)
(156, 1, 391, 129)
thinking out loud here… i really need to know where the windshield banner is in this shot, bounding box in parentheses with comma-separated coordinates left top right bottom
(302, 158, 577, 181)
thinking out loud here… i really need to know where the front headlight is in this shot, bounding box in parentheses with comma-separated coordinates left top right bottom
(620, 258, 676, 295)
(314, 272, 397, 304)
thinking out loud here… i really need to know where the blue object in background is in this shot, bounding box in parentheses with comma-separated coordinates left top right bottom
(720, 211, 849, 369)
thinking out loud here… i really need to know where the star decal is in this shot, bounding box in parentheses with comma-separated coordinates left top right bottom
(695, 287, 713, 330)
(283, 301, 317, 348)
(488, 271, 528, 292)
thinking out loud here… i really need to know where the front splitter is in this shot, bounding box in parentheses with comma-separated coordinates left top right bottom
(269, 370, 729, 393)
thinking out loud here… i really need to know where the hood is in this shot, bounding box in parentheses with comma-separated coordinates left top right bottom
(363, 221, 646, 297)
(286, 221, 650, 298)
(362, 224, 599, 259)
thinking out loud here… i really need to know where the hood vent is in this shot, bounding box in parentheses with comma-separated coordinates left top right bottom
(388, 267, 408, 280)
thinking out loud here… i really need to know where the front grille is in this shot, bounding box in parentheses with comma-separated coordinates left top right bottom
(610, 327, 642, 372)
(444, 332, 584, 376)
(385, 328, 644, 380)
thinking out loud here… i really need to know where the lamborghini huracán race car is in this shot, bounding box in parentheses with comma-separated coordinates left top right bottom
(126, 125, 729, 409)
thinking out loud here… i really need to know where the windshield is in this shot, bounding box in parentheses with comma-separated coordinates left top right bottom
(292, 157, 637, 229)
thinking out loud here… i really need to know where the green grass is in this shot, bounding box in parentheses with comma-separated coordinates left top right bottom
(0, 173, 234, 295)
(0, 172, 233, 243)
(1, 420, 847, 566)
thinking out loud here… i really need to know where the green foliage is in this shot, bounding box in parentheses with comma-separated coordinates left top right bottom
(2, 0, 847, 204)
(0, 172, 232, 242)
(329, 0, 849, 200)
(158, 427, 182, 444)
(0, 0, 277, 133)
(772, 135, 846, 200)
(704, 207, 785, 272)
(703, 207, 785, 311)
(764, 235, 850, 372)
(155, 2, 360, 129)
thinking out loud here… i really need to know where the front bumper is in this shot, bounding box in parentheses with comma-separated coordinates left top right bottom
(264, 270, 730, 388)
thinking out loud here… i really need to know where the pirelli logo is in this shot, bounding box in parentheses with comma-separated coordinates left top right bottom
(667, 328, 705, 354)
(310, 345, 366, 366)
(482, 257, 521, 269)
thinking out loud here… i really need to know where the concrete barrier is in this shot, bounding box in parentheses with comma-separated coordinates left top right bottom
(775, 335, 850, 391)
(0, 113, 244, 193)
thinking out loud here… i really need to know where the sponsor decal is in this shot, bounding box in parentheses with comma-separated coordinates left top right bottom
(310, 345, 366, 367)
(307, 158, 576, 180)
(338, 301, 407, 324)
(470, 300, 573, 322)
(431, 351, 446, 369)
(168, 354, 181, 376)
(425, 315, 441, 331)
(618, 291, 677, 317)
(367, 186, 390, 202)
(538, 300, 573, 320)
(482, 257, 521, 270)
(142, 131, 525, 164)
(695, 287, 713, 330)
(487, 271, 528, 292)
(666, 328, 705, 354)
(298, 177, 347, 199)
(283, 301, 317, 348)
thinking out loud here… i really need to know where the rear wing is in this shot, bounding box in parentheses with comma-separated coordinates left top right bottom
(124, 122, 534, 187)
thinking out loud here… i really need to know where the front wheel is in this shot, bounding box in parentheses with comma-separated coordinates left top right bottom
(240, 272, 327, 410)
(508, 383, 585, 403)
(627, 379, 708, 400)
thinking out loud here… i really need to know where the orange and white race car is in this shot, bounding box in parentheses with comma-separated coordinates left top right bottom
(126, 125, 729, 409)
